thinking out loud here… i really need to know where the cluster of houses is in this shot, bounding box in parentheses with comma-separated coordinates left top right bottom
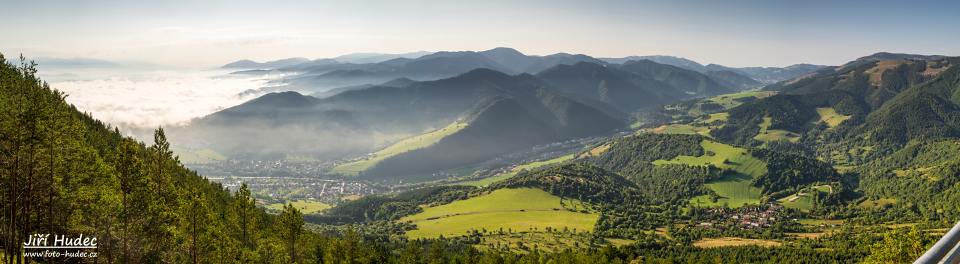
(698, 203, 784, 229)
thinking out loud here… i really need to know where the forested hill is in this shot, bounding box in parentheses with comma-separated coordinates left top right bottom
(712, 55, 959, 149)
(1, 53, 366, 263)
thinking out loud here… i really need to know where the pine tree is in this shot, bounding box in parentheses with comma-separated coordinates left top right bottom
(279, 203, 304, 263)
(116, 138, 143, 263)
(234, 183, 258, 249)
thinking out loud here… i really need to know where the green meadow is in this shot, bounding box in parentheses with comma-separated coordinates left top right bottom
(332, 121, 468, 176)
(458, 154, 575, 187)
(815, 107, 851, 128)
(401, 188, 598, 239)
(702, 112, 729, 123)
(651, 124, 712, 136)
(704, 90, 776, 110)
(265, 200, 332, 215)
(778, 185, 833, 211)
(754, 117, 801, 143)
(654, 140, 767, 208)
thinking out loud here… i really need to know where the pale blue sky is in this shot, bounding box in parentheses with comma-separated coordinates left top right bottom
(1, 0, 958, 67)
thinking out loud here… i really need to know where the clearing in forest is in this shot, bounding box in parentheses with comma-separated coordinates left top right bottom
(653, 140, 767, 208)
(401, 188, 598, 239)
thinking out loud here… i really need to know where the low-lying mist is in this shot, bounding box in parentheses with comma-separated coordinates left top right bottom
(43, 68, 277, 131)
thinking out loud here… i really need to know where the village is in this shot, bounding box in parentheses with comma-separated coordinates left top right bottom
(696, 203, 785, 230)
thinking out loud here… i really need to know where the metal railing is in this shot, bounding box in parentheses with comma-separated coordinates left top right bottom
(916, 221, 960, 264)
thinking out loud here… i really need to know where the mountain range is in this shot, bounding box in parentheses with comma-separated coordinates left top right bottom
(223, 48, 822, 95)
(177, 49, 771, 180)
(180, 48, 833, 181)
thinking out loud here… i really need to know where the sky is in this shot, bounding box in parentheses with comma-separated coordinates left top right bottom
(2, 0, 959, 68)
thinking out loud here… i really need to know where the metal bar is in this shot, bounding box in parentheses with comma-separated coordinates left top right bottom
(938, 238, 960, 264)
(916, 221, 960, 264)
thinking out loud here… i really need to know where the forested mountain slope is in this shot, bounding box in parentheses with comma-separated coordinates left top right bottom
(618, 60, 734, 96)
(0, 53, 335, 263)
(535, 62, 686, 112)
(713, 56, 958, 149)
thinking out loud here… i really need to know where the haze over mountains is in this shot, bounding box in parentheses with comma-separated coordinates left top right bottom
(223, 48, 821, 95)
(168, 47, 833, 180)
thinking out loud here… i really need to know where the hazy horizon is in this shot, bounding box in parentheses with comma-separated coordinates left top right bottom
(2, 0, 959, 68)
(4, 0, 960, 131)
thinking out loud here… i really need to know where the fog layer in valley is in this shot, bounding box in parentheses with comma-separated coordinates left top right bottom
(39, 66, 274, 131)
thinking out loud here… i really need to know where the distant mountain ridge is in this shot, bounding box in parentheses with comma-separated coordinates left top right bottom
(618, 60, 734, 96)
(333, 51, 433, 64)
(223, 48, 827, 97)
(599, 55, 825, 84)
(222, 57, 312, 69)
(705, 70, 763, 90)
(600, 55, 708, 72)
(181, 57, 748, 180)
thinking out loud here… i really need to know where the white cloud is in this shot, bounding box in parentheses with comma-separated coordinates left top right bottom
(48, 69, 275, 128)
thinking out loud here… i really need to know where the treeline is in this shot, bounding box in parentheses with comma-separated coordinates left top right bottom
(309, 185, 473, 224)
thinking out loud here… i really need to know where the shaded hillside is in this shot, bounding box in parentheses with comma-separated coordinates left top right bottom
(362, 95, 623, 180)
(705, 70, 762, 90)
(310, 77, 415, 98)
(618, 60, 734, 96)
(708, 63, 826, 84)
(535, 62, 685, 112)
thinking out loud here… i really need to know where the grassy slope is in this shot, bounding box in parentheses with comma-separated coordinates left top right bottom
(815, 107, 851, 128)
(753, 117, 801, 143)
(705, 90, 776, 109)
(778, 185, 832, 211)
(653, 140, 767, 208)
(685, 90, 774, 117)
(703, 112, 730, 123)
(401, 188, 598, 239)
(651, 124, 712, 136)
(265, 200, 332, 214)
(458, 154, 576, 187)
(332, 121, 468, 175)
